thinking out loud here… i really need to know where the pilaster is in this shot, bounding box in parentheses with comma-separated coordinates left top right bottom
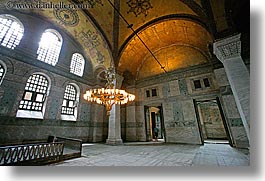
(213, 34, 250, 141)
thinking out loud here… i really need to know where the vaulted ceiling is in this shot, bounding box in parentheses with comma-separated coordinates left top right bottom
(3, 0, 243, 80)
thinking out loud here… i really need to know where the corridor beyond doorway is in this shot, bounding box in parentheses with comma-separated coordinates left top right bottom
(144, 105, 165, 142)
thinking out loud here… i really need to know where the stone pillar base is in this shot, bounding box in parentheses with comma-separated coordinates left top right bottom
(106, 139, 123, 145)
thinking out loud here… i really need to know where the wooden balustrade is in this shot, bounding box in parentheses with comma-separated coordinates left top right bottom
(0, 142, 64, 166)
(0, 136, 82, 166)
(56, 136, 82, 160)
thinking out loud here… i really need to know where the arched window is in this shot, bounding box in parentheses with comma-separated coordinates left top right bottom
(0, 14, 24, 49)
(0, 60, 7, 85)
(17, 73, 50, 119)
(37, 29, 62, 66)
(70, 53, 85, 77)
(61, 84, 80, 121)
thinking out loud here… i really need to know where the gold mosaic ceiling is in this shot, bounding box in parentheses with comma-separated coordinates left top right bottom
(2, 0, 229, 79)
(118, 19, 212, 79)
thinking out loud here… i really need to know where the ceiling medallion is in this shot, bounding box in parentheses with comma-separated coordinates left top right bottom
(53, 8, 79, 26)
(127, 0, 153, 17)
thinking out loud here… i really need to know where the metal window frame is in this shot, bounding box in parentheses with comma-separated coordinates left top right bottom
(61, 85, 77, 115)
(18, 74, 48, 112)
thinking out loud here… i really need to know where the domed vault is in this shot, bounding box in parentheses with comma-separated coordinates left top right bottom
(5, 0, 231, 80)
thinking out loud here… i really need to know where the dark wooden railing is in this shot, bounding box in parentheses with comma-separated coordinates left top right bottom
(0, 136, 82, 166)
(0, 142, 64, 166)
(56, 137, 82, 160)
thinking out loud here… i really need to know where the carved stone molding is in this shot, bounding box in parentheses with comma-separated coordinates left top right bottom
(213, 34, 241, 63)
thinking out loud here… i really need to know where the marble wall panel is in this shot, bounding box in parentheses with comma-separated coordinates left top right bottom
(168, 80, 181, 96)
(136, 105, 146, 141)
(214, 68, 230, 87)
(162, 100, 201, 144)
(230, 127, 249, 148)
(0, 57, 106, 145)
(221, 93, 249, 147)
(178, 79, 188, 96)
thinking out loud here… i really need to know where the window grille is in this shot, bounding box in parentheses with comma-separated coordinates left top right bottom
(0, 15, 24, 49)
(0, 63, 5, 84)
(37, 29, 62, 66)
(61, 84, 77, 115)
(70, 53, 85, 77)
(18, 74, 48, 112)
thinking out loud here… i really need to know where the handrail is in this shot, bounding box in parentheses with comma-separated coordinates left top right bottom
(56, 136, 82, 157)
(56, 136, 82, 153)
(0, 142, 64, 166)
(56, 136, 82, 142)
(0, 136, 82, 165)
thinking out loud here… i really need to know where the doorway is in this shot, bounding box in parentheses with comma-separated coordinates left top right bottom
(194, 97, 232, 145)
(144, 105, 165, 142)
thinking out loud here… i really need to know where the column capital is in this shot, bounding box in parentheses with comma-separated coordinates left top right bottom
(213, 34, 241, 63)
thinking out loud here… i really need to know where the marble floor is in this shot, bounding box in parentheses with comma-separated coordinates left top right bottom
(52, 142, 250, 167)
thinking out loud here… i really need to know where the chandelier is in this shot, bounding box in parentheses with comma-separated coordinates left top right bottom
(83, 67, 135, 115)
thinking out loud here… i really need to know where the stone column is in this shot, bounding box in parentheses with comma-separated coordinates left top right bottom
(106, 73, 124, 145)
(213, 34, 250, 140)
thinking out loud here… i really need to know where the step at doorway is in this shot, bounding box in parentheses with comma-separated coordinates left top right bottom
(193, 97, 233, 146)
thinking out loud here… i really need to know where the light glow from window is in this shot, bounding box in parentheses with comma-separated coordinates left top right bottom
(0, 15, 24, 49)
(70, 53, 85, 77)
(61, 84, 77, 115)
(37, 30, 62, 66)
(18, 74, 48, 112)
(0, 63, 6, 84)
